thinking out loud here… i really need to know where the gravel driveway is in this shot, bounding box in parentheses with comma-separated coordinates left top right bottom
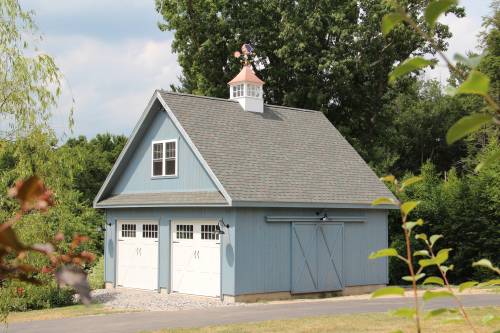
(92, 288, 242, 311)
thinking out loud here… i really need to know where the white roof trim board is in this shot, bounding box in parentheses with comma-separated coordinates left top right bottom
(94, 91, 397, 209)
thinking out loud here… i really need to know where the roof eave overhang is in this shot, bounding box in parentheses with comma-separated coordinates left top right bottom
(230, 200, 399, 210)
(95, 203, 231, 209)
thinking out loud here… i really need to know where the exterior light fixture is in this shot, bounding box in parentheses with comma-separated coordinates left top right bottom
(218, 219, 229, 235)
(320, 212, 328, 222)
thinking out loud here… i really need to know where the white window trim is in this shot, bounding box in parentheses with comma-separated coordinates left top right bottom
(151, 139, 178, 178)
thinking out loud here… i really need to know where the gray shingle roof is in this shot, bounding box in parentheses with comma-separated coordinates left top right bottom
(159, 91, 395, 205)
(96, 191, 226, 207)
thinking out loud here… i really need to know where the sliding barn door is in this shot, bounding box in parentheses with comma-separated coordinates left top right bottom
(291, 222, 343, 293)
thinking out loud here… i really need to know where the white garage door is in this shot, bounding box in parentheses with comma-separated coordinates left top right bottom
(117, 221, 159, 290)
(171, 221, 221, 297)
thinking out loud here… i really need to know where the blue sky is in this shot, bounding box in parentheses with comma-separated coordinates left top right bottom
(19, 0, 493, 139)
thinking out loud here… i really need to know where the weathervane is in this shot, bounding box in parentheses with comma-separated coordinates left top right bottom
(233, 43, 254, 65)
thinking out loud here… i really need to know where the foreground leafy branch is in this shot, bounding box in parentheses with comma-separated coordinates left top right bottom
(382, 0, 500, 172)
(0, 176, 94, 322)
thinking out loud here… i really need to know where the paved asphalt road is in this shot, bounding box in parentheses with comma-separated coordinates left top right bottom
(6, 294, 500, 333)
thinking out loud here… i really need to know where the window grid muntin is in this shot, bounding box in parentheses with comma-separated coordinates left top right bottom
(121, 224, 136, 238)
(143, 224, 158, 238)
(165, 141, 176, 176)
(201, 225, 220, 240)
(152, 140, 177, 177)
(247, 84, 260, 97)
(232, 84, 244, 97)
(176, 224, 193, 239)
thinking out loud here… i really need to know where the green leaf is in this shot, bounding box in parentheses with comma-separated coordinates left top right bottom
(402, 273, 425, 282)
(415, 233, 428, 242)
(414, 250, 430, 257)
(422, 290, 453, 302)
(380, 175, 396, 183)
(458, 281, 478, 292)
(435, 248, 452, 265)
(401, 201, 420, 216)
(475, 150, 500, 172)
(472, 259, 500, 274)
(454, 53, 484, 69)
(430, 234, 443, 247)
(477, 279, 500, 288)
(371, 286, 406, 298)
(472, 258, 496, 271)
(390, 307, 416, 318)
(369, 248, 399, 259)
(456, 70, 491, 96)
(443, 316, 465, 324)
(422, 276, 444, 286)
(426, 308, 456, 318)
(482, 314, 500, 324)
(446, 113, 493, 144)
(419, 258, 437, 268)
(372, 197, 397, 206)
(440, 264, 454, 274)
(389, 57, 435, 83)
(382, 12, 405, 35)
(404, 219, 424, 231)
(401, 176, 423, 190)
(425, 0, 457, 28)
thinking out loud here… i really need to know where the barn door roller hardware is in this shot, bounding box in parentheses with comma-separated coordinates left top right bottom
(217, 219, 229, 235)
(316, 211, 328, 222)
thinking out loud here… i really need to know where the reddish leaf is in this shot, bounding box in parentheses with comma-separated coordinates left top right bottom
(16, 264, 38, 273)
(79, 251, 96, 263)
(31, 243, 55, 254)
(8, 176, 54, 212)
(0, 222, 26, 251)
(54, 232, 65, 242)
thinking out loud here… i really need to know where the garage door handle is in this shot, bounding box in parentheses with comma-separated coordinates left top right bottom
(173, 241, 180, 243)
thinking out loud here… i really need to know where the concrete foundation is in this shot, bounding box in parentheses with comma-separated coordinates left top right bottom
(224, 284, 385, 303)
(104, 282, 114, 289)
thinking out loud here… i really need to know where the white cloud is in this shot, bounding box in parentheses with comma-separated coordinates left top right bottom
(45, 35, 180, 138)
(424, 1, 490, 82)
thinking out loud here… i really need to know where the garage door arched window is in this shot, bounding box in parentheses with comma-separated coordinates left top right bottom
(151, 139, 177, 177)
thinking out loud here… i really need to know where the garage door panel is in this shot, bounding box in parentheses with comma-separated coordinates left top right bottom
(171, 221, 221, 297)
(117, 221, 159, 290)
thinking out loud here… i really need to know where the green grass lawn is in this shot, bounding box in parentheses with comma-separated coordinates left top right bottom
(6, 304, 136, 323)
(149, 307, 500, 333)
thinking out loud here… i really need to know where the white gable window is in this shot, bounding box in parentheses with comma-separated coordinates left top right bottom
(151, 139, 177, 177)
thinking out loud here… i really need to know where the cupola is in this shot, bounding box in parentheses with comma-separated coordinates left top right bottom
(228, 44, 264, 113)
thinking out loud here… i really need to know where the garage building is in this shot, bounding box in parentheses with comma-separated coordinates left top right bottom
(94, 64, 396, 301)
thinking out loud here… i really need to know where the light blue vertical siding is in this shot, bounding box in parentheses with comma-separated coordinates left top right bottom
(111, 109, 217, 195)
(343, 210, 389, 286)
(234, 208, 388, 295)
(105, 206, 388, 296)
